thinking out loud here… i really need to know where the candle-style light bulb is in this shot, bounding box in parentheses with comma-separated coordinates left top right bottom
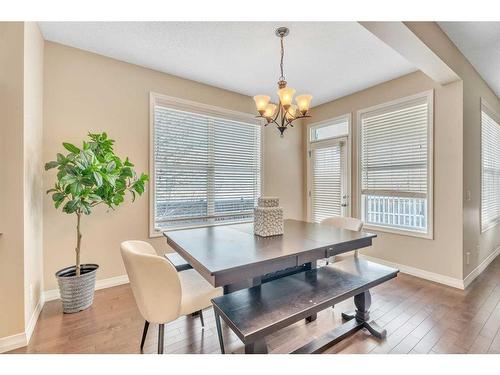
(286, 104, 297, 120)
(253, 95, 271, 116)
(264, 103, 277, 120)
(296, 94, 313, 115)
(277, 87, 296, 109)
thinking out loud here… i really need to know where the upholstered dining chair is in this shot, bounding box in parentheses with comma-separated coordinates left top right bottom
(120, 240, 223, 354)
(320, 216, 364, 262)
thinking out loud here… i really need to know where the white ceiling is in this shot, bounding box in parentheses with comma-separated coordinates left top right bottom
(38, 22, 417, 106)
(439, 22, 500, 98)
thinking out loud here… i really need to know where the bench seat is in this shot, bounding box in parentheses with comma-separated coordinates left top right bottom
(164, 252, 193, 272)
(211, 258, 398, 353)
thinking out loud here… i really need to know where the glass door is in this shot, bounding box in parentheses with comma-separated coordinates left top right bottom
(309, 138, 348, 222)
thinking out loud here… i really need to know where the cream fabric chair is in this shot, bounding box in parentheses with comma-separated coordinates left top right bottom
(121, 240, 222, 354)
(321, 216, 364, 262)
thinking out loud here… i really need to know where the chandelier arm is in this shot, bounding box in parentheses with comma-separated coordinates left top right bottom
(272, 102, 282, 123)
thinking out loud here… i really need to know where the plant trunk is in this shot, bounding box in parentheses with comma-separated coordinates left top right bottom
(76, 212, 82, 276)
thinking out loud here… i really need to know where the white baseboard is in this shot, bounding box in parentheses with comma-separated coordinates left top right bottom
(26, 295, 45, 342)
(43, 274, 129, 302)
(0, 295, 45, 354)
(463, 246, 500, 289)
(360, 254, 465, 289)
(0, 332, 27, 354)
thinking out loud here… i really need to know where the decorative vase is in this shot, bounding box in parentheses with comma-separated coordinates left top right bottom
(254, 197, 284, 237)
(55, 264, 99, 313)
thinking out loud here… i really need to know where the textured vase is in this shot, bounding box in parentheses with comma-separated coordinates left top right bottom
(55, 264, 99, 314)
(254, 197, 284, 237)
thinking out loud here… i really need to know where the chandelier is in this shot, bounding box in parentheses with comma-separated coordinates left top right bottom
(254, 27, 313, 136)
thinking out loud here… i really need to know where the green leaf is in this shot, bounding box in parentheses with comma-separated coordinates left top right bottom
(63, 142, 80, 154)
(81, 202, 91, 215)
(62, 199, 79, 214)
(56, 153, 66, 163)
(60, 175, 77, 186)
(52, 192, 65, 202)
(69, 183, 83, 196)
(45, 161, 59, 170)
(55, 199, 64, 209)
(93, 172, 103, 187)
(106, 161, 116, 172)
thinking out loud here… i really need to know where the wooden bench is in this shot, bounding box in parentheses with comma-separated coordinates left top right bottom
(211, 258, 398, 354)
(164, 252, 193, 272)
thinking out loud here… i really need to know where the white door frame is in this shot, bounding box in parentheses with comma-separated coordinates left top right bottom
(306, 114, 352, 222)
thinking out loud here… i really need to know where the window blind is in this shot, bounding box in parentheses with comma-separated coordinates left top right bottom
(359, 93, 431, 234)
(153, 103, 261, 231)
(361, 97, 428, 198)
(481, 106, 500, 231)
(311, 142, 343, 223)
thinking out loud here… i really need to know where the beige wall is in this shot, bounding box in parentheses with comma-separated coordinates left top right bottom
(0, 22, 44, 342)
(23, 22, 44, 328)
(304, 71, 464, 279)
(43, 42, 304, 291)
(405, 22, 500, 279)
(0, 22, 26, 338)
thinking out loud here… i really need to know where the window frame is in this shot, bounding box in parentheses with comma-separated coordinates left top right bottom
(306, 114, 352, 221)
(149, 92, 264, 237)
(356, 90, 434, 239)
(480, 98, 500, 233)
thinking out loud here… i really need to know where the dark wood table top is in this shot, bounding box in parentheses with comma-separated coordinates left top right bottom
(164, 219, 376, 287)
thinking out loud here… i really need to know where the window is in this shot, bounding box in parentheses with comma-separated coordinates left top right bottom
(150, 94, 262, 234)
(358, 91, 433, 237)
(481, 101, 500, 232)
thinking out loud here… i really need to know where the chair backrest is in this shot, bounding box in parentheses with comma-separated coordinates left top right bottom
(120, 240, 182, 324)
(321, 216, 364, 232)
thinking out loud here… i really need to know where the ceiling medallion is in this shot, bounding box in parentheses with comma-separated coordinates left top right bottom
(254, 27, 313, 137)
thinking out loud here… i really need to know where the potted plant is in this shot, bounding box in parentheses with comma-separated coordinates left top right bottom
(45, 132, 148, 313)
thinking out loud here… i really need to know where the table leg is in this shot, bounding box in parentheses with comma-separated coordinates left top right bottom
(305, 260, 317, 323)
(341, 290, 386, 339)
(224, 276, 262, 294)
(244, 338, 268, 354)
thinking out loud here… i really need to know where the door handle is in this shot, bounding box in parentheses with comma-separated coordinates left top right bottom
(341, 203, 348, 207)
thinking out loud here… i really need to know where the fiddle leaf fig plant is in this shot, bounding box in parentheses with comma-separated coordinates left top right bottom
(45, 132, 149, 276)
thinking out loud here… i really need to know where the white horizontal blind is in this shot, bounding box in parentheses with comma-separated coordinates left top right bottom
(312, 142, 343, 223)
(481, 106, 500, 231)
(154, 103, 261, 230)
(360, 93, 431, 233)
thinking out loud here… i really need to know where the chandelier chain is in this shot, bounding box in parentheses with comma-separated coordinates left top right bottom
(279, 36, 285, 81)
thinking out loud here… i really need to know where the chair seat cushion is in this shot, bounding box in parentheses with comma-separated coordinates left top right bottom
(179, 269, 223, 315)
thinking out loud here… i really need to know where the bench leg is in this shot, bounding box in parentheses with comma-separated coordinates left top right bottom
(214, 309, 225, 354)
(245, 338, 268, 354)
(342, 290, 386, 339)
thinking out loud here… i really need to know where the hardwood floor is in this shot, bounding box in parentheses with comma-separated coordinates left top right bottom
(9, 255, 500, 354)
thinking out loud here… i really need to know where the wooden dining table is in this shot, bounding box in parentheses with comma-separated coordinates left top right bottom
(164, 219, 376, 295)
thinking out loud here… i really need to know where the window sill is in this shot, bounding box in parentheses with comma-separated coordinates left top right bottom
(363, 223, 433, 240)
(150, 219, 254, 238)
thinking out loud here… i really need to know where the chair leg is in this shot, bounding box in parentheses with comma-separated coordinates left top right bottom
(198, 309, 205, 328)
(140, 320, 149, 351)
(214, 309, 225, 354)
(158, 324, 164, 354)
